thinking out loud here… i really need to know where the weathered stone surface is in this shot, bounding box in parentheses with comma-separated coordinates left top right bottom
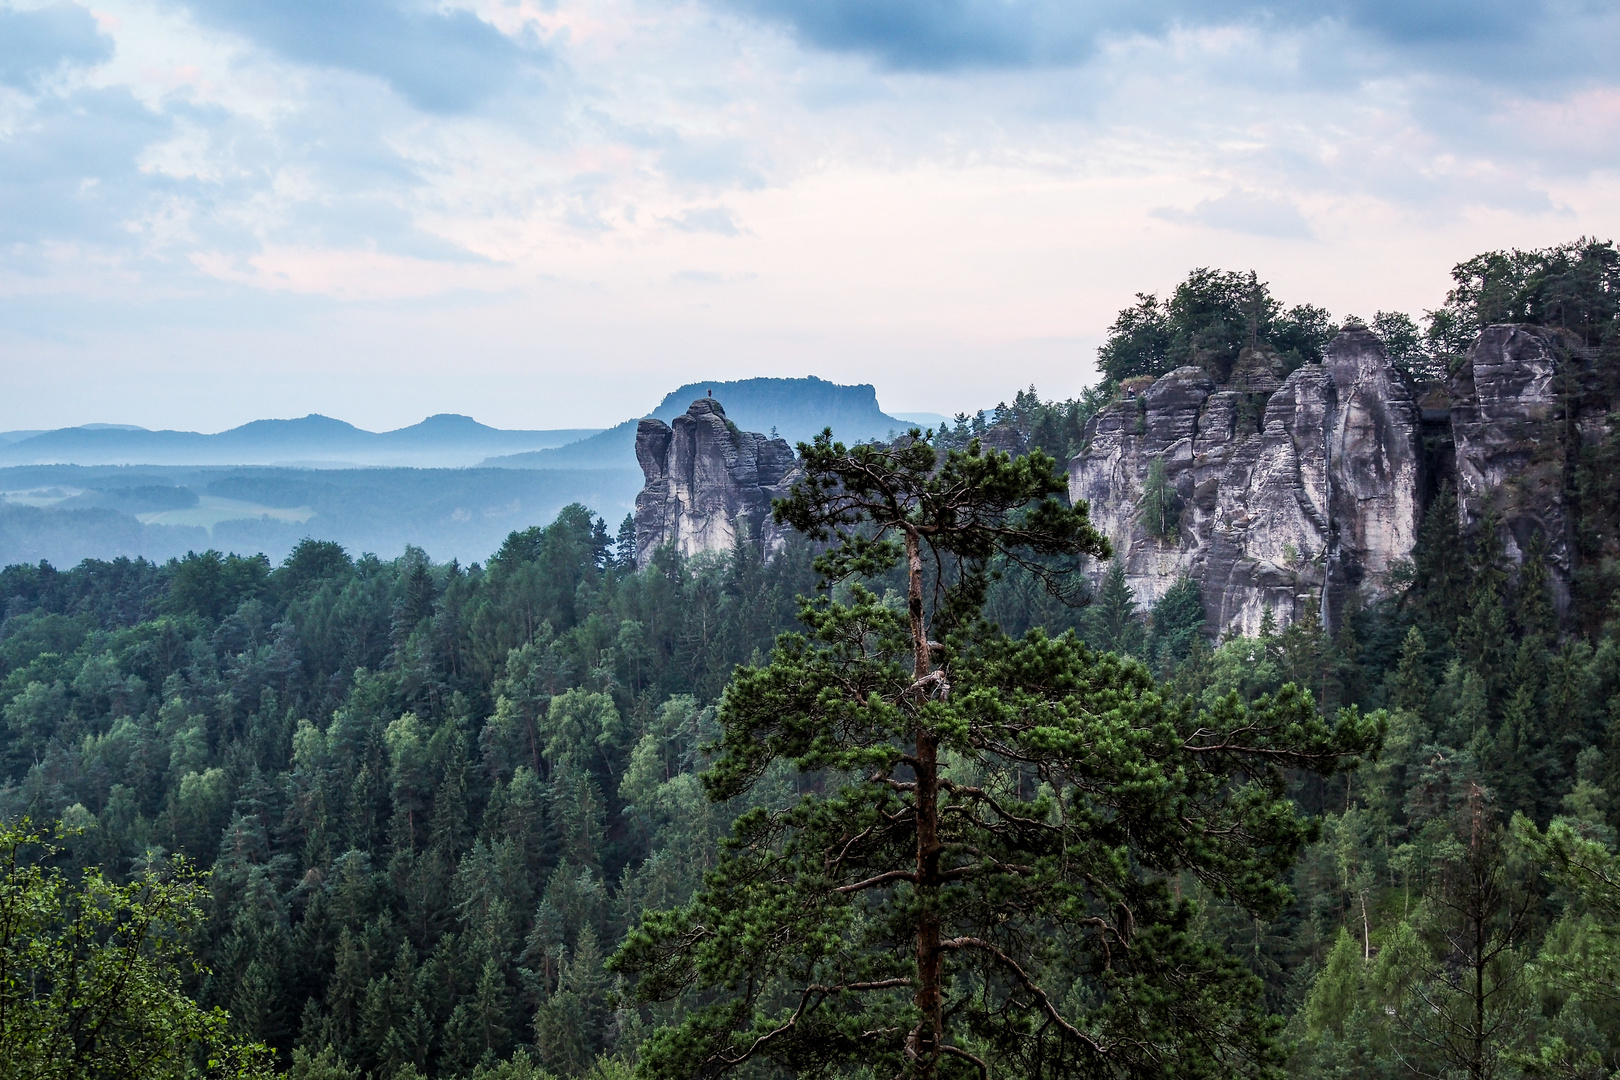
(633, 398, 800, 567)
(1068, 325, 1423, 636)
(1228, 345, 1285, 394)
(1066, 367, 1212, 613)
(1449, 324, 1574, 614)
(1324, 325, 1426, 597)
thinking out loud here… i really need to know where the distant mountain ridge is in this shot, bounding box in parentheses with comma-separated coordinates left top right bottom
(486, 376, 911, 471)
(0, 414, 602, 468)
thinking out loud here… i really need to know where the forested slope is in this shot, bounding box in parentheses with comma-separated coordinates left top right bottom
(4, 488, 1620, 1078)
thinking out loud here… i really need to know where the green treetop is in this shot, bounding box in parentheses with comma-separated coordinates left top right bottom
(611, 432, 1384, 1080)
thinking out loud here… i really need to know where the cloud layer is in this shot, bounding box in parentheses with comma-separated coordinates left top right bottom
(724, 0, 1616, 79)
(0, 1, 111, 87)
(179, 0, 541, 112)
(0, 0, 1617, 430)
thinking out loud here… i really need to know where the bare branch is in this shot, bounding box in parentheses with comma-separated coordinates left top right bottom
(836, 869, 919, 894)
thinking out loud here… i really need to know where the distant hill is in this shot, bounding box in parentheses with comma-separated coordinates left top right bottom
(0, 415, 602, 468)
(487, 377, 911, 471)
(0, 380, 921, 565)
(0, 463, 641, 567)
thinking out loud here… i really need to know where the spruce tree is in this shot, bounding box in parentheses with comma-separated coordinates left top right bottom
(1087, 558, 1145, 658)
(1391, 626, 1432, 719)
(1411, 484, 1470, 637)
(615, 514, 638, 571)
(610, 432, 1383, 1079)
(1147, 574, 1206, 673)
(1137, 456, 1180, 542)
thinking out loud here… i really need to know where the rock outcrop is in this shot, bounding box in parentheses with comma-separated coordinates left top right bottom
(1068, 326, 1423, 635)
(630, 324, 1606, 638)
(633, 398, 800, 568)
(1448, 324, 1592, 617)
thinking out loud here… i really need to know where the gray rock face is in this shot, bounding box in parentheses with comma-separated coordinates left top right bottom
(1068, 326, 1423, 635)
(1323, 326, 1426, 597)
(628, 325, 1592, 636)
(633, 398, 801, 568)
(1448, 324, 1576, 615)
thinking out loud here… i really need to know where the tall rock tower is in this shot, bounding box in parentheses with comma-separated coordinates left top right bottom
(633, 398, 801, 568)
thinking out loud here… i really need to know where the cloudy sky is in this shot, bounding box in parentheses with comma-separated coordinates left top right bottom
(2, 0, 1618, 432)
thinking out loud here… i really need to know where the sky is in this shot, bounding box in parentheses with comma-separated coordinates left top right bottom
(2, 0, 1618, 433)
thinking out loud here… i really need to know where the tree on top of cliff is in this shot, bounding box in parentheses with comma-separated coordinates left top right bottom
(1426, 238, 1619, 357)
(934, 386, 1114, 464)
(610, 431, 1385, 1080)
(1097, 269, 1336, 385)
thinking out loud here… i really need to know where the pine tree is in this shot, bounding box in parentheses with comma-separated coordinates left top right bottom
(614, 514, 637, 571)
(610, 432, 1383, 1080)
(1137, 456, 1180, 541)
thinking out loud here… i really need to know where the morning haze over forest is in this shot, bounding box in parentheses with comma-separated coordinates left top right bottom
(3, 1, 1620, 1079)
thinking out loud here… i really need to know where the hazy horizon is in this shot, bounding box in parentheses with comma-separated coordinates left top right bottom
(0, 383, 946, 439)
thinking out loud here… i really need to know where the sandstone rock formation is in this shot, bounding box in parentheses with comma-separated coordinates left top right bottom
(1068, 326, 1423, 635)
(1449, 324, 1584, 617)
(633, 397, 800, 568)
(629, 324, 1602, 639)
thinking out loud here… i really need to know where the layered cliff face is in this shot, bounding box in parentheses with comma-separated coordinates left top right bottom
(633, 398, 801, 568)
(1447, 324, 1609, 618)
(1068, 326, 1423, 635)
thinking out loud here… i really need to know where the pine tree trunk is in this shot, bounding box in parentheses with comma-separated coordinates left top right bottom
(905, 529, 943, 1077)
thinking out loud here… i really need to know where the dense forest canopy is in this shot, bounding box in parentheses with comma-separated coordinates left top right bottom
(4, 240, 1620, 1078)
(1094, 268, 1337, 386)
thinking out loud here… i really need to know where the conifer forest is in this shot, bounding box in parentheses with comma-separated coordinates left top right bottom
(5, 240, 1620, 1080)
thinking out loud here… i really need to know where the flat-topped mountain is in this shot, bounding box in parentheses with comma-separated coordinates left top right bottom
(487, 376, 912, 471)
(647, 377, 906, 445)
